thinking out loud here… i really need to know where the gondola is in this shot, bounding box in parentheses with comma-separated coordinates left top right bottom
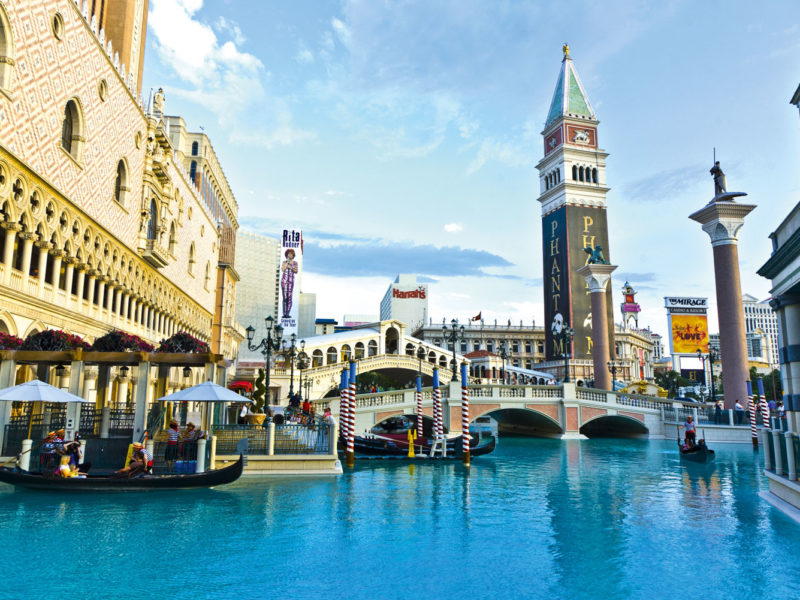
(0, 455, 244, 491)
(349, 432, 496, 458)
(678, 439, 715, 464)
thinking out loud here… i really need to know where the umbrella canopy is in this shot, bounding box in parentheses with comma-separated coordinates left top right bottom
(0, 379, 93, 403)
(157, 381, 254, 404)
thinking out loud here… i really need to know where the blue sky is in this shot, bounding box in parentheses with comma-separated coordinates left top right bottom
(142, 0, 800, 343)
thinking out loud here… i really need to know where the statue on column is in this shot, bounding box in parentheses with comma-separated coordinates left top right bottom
(710, 161, 727, 195)
(584, 244, 608, 265)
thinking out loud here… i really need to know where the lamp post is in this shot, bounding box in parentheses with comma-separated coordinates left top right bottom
(281, 334, 305, 399)
(607, 359, 622, 390)
(697, 348, 718, 405)
(498, 342, 510, 384)
(245, 315, 283, 405)
(442, 318, 466, 382)
(296, 350, 309, 401)
(558, 322, 575, 383)
(417, 344, 427, 377)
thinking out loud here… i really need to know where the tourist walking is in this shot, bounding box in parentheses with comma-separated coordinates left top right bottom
(714, 400, 723, 424)
(165, 420, 180, 472)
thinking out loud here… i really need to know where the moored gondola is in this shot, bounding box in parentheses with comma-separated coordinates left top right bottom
(678, 439, 715, 464)
(0, 455, 244, 491)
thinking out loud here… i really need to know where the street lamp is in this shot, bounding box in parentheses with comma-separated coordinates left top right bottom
(557, 322, 575, 383)
(296, 350, 309, 401)
(245, 315, 283, 405)
(498, 342, 510, 384)
(607, 359, 622, 390)
(697, 348, 718, 405)
(416, 344, 427, 378)
(281, 334, 305, 399)
(442, 318, 466, 381)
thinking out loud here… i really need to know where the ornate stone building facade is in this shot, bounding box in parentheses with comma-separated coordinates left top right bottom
(0, 0, 239, 362)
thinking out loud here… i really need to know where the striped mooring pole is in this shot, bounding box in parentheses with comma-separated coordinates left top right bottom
(415, 374, 423, 449)
(747, 380, 758, 448)
(339, 368, 350, 462)
(432, 368, 443, 439)
(460, 362, 470, 466)
(758, 378, 771, 431)
(346, 360, 356, 468)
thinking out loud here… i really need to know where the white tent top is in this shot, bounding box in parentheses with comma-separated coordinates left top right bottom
(0, 379, 92, 403)
(157, 380, 254, 404)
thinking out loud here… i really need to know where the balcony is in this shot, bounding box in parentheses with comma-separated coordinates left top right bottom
(140, 239, 170, 268)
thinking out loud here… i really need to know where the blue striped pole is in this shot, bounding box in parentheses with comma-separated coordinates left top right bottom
(347, 360, 357, 467)
(757, 378, 770, 430)
(339, 368, 349, 460)
(432, 368, 442, 439)
(747, 380, 757, 447)
(415, 374, 423, 445)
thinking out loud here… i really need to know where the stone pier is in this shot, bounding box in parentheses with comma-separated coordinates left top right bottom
(577, 263, 617, 390)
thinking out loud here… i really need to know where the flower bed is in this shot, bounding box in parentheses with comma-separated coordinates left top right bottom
(155, 332, 210, 354)
(91, 330, 154, 353)
(21, 329, 90, 351)
(0, 332, 24, 350)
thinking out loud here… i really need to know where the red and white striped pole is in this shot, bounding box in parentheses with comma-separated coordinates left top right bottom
(339, 368, 351, 466)
(757, 378, 771, 431)
(432, 367, 442, 440)
(347, 360, 357, 466)
(460, 362, 470, 466)
(415, 374, 423, 449)
(747, 380, 758, 448)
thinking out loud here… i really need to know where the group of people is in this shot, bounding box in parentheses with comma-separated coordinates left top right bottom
(110, 420, 203, 478)
(38, 430, 91, 478)
(712, 398, 787, 425)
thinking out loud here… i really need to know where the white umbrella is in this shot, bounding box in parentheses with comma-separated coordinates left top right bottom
(157, 380, 254, 404)
(0, 379, 92, 403)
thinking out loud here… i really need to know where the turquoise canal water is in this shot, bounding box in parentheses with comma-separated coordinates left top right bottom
(2, 438, 799, 599)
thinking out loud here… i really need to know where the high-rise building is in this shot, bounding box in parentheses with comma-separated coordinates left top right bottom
(379, 274, 428, 330)
(742, 293, 779, 368)
(537, 45, 614, 369)
(234, 230, 280, 359)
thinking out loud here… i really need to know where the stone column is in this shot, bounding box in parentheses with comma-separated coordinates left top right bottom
(86, 271, 96, 307)
(772, 295, 800, 432)
(690, 197, 756, 409)
(577, 263, 617, 390)
(113, 285, 122, 317)
(116, 373, 129, 408)
(1, 224, 19, 284)
(35, 241, 51, 295)
(19, 233, 35, 288)
(50, 249, 64, 299)
(98, 279, 107, 312)
(63, 259, 76, 304)
(75, 266, 86, 305)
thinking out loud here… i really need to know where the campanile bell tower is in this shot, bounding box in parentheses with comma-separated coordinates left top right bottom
(537, 45, 615, 369)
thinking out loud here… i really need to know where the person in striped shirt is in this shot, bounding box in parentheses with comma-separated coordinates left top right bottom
(165, 420, 180, 472)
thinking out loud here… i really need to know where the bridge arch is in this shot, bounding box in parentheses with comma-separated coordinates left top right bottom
(385, 326, 399, 354)
(580, 414, 648, 438)
(478, 407, 563, 438)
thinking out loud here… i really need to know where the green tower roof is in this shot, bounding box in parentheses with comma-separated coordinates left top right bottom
(545, 49, 596, 127)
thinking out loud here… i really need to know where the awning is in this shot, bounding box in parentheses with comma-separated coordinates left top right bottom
(228, 380, 253, 392)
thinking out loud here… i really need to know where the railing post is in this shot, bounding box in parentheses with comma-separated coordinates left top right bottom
(20, 439, 32, 471)
(100, 406, 111, 439)
(267, 422, 275, 456)
(209, 435, 217, 470)
(760, 429, 771, 470)
(196, 438, 207, 473)
(692, 407, 698, 425)
(772, 429, 784, 475)
(330, 424, 338, 455)
(728, 409, 734, 426)
(785, 432, 797, 481)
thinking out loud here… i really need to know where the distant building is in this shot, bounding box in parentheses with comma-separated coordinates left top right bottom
(742, 293, 779, 368)
(234, 230, 280, 359)
(343, 314, 379, 327)
(379, 274, 428, 330)
(298, 292, 316, 339)
(315, 318, 338, 336)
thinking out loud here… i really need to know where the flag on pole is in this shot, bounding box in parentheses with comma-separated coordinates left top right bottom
(471, 312, 481, 321)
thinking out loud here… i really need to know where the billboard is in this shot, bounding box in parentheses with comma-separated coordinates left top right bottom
(542, 205, 613, 361)
(279, 229, 303, 337)
(670, 314, 709, 354)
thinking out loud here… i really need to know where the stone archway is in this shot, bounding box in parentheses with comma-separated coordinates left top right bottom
(384, 326, 399, 354)
(580, 414, 648, 438)
(478, 407, 563, 438)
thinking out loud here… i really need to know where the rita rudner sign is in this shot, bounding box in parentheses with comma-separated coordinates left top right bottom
(392, 287, 426, 299)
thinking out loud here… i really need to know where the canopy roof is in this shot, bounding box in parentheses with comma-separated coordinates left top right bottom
(157, 381, 254, 403)
(0, 379, 92, 403)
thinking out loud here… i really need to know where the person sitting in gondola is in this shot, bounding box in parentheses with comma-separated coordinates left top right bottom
(63, 435, 91, 474)
(111, 443, 152, 478)
(57, 455, 86, 478)
(683, 416, 697, 448)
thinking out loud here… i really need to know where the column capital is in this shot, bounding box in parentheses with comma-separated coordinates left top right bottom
(0, 222, 21, 232)
(19, 231, 37, 241)
(50, 248, 65, 258)
(689, 199, 756, 246)
(576, 263, 617, 293)
(34, 240, 53, 250)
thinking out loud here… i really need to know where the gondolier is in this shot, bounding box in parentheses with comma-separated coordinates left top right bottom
(683, 416, 696, 447)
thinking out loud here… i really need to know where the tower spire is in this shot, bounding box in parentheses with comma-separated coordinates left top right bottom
(545, 46, 596, 128)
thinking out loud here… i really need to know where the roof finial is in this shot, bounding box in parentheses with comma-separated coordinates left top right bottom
(562, 43, 570, 59)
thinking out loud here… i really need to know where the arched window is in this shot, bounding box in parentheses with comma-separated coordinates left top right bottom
(114, 159, 128, 205)
(556, 169, 560, 183)
(189, 161, 197, 184)
(191, 141, 198, 156)
(147, 199, 158, 240)
(0, 4, 15, 92)
(204, 261, 210, 289)
(368, 340, 378, 357)
(327, 347, 338, 365)
(355, 342, 365, 359)
(579, 166, 585, 182)
(61, 99, 84, 160)
(341, 344, 352, 362)
(188, 243, 195, 275)
(592, 168, 598, 183)
(405, 343, 415, 355)
(168, 222, 176, 254)
(312, 349, 323, 367)
(572, 165, 577, 180)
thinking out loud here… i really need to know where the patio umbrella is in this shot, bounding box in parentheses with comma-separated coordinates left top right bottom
(0, 379, 92, 404)
(156, 381, 254, 404)
(0, 379, 92, 444)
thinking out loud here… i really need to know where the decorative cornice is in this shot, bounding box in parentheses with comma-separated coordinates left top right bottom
(689, 200, 756, 247)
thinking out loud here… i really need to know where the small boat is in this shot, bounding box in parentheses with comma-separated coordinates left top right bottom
(0, 455, 244, 491)
(343, 414, 496, 459)
(679, 439, 715, 464)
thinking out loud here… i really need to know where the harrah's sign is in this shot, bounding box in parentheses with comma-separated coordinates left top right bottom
(393, 286, 426, 300)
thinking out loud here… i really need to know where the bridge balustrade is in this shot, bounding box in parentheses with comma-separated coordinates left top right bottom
(576, 390, 608, 404)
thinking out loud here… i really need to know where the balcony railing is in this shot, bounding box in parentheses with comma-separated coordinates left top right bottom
(141, 239, 170, 268)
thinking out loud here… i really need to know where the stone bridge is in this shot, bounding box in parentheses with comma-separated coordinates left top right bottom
(318, 383, 677, 439)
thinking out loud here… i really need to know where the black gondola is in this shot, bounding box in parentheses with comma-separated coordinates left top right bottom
(349, 433, 496, 459)
(0, 455, 244, 491)
(678, 439, 715, 464)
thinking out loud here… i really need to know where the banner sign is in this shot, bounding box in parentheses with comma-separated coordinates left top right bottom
(680, 368, 706, 384)
(279, 229, 303, 337)
(670, 314, 709, 354)
(665, 297, 708, 314)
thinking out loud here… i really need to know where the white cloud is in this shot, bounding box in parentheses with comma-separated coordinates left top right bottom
(444, 222, 463, 233)
(296, 42, 314, 64)
(466, 137, 534, 175)
(149, 0, 312, 148)
(331, 18, 352, 47)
